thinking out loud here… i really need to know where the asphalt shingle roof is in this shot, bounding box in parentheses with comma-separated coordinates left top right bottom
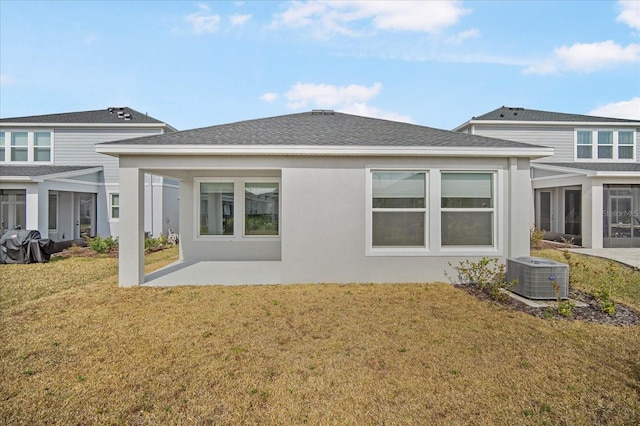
(472, 106, 639, 123)
(0, 165, 101, 177)
(99, 111, 544, 149)
(538, 162, 640, 172)
(0, 107, 166, 125)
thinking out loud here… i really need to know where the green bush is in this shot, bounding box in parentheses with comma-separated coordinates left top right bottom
(446, 257, 516, 302)
(86, 235, 119, 254)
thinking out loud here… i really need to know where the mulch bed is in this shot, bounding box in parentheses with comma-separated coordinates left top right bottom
(456, 284, 640, 326)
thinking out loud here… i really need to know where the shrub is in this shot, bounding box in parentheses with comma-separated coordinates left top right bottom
(446, 257, 516, 302)
(530, 227, 546, 248)
(86, 235, 119, 254)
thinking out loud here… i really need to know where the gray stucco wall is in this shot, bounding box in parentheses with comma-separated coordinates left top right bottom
(120, 154, 533, 285)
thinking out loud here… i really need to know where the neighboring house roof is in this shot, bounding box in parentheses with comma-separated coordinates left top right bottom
(0, 107, 177, 131)
(470, 106, 639, 123)
(97, 110, 552, 158)
(453, 106, 640, 132)
(0, 165, 103, 182)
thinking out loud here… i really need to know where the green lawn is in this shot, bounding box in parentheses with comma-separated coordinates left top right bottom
(1, 246, 639, 425)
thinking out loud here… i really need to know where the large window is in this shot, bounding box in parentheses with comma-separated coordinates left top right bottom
(371, 171, 426, 247)
(441, 173, 494, 246)
(0, 130, 53, 163)
(575, 129, 635, 161)
(197, 178, 279, 238)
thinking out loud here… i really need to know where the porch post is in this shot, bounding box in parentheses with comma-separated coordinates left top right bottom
(37, 185, 49, 238)
(588, 181, 604, 249)
(119, 167, 145, 287)
(25, 184, 40, 231)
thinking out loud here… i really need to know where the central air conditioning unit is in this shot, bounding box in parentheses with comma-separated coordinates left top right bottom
(506, 257, 569, 300)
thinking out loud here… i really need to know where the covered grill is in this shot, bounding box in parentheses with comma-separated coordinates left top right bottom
(0, 229, 56, 264)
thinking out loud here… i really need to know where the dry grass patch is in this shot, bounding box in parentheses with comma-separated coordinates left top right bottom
(1, 248, 639, 425)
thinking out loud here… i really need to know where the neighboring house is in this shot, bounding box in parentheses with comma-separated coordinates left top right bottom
(454, 106, 640, 248)
(0, 107, 179, 242)
(96, 110, 552, 287)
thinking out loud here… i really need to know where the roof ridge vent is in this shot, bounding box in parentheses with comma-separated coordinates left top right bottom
(311, 109, 335, 115)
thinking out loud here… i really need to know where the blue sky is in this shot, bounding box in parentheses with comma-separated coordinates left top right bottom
(1, 0, 639, 130)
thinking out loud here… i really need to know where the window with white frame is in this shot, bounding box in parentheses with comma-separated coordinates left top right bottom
(0, 130, 53, 163)
(441, 172, 494, 246)
(197, 178, 279, 238)
(371, 171, 427, 247)
(575, 129, 635, 161)
(110, 193, 120, 220)
(11, 132, 28, 161)
(34, 132, 52, 162)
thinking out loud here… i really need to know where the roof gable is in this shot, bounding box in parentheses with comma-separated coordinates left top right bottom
(471, 106, 639, 124)
(99, 111, 545, 149)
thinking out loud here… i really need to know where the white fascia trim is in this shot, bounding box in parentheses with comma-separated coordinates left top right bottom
(466, 120, 640, 127)
(592, 171, 640, 178)
(96, 144, 554, 159)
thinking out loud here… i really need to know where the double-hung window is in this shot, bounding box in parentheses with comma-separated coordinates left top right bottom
(618, 131, 634, 159)
(371, 171, 427, 248)
(11, 132, 28, 161)
(34, 132, 52, 162)
(597, 131, 613, 159)
(576, 131, 592, 159)
(198, 178, 280, 239)
(441, 172, 494, 246)
(110, 193, 120, 220)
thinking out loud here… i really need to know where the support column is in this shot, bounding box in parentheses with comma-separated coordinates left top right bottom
(507, 158, 531, 258)
(588, 181, 603, 249)
(118, 167, 145, 287)
(25, 184, 40, 231)
(37, 185, 50, 238)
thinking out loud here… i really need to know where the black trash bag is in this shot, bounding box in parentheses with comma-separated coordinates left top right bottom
(0, 229, 54, 264)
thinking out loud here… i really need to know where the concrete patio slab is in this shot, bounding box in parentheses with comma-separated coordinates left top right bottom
(143, 260, 283, 287)
(567, 248, 640, 269)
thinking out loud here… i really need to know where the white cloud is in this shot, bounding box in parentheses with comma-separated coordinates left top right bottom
(260, 92, 279, 102)
(261, 82, 413, 123)
(186, 4, 221, 34)
(617, 0, 640, 30)
(525, 40, 640, 74)
(589, 97, 640, 120)
(284, 82, 382, 109)
(339, 103, 414, 123)
(446, 28, 479, 44)
(272, 1, 469, 37)
(230, 14, 252, 26)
